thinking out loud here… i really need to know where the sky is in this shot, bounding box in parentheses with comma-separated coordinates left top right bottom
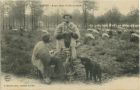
(0, 0, 138, 16)
(41, 0, 139, 16)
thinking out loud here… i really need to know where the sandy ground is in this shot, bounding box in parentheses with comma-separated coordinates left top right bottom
(1, 73, 140, 90)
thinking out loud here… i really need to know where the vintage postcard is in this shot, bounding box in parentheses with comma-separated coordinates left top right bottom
(0, 0, 139, 90)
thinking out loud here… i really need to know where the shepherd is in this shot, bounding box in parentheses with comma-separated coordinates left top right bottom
(54, 14, 80, 60)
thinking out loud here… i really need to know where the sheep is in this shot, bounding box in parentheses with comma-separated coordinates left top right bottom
(84, 33, 95, 45)
(92, 29, 99, 34)
(12, 28, 18, 31)
(130, 33, 139, 42)
(102, 33, 110, 38)
(85, 33, 95, 40)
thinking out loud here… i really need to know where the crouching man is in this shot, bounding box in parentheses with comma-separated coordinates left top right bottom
(31, 33, 52, 84)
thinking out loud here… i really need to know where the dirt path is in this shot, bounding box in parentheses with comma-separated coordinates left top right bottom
(1, 73, 140, 90)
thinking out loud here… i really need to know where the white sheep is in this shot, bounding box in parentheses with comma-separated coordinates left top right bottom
(87, 28, 99, 34)
(12, 28, 18, 31)
(130, 33, 139, 42)
(92, 29, 99, 34)
(41, 30, 49, 34)
(102, 33, 110, 38)
(85, 33, 95, 40)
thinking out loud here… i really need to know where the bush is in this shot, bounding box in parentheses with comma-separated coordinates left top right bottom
(1, 30, 41, 76)
(1, 28, 139, 80)
(78, 30, 139, 75)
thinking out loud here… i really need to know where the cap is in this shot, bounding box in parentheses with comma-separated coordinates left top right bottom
(63, 14, 72, 19)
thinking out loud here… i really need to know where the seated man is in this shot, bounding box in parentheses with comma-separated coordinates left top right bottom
(32, 33, 66, 84)
(31, 33, 52, 84)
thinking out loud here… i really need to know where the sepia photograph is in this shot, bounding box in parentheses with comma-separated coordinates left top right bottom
(0, 0, 139, 90)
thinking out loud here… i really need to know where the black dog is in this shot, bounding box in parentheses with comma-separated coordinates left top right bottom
(79, 57, 102, 82)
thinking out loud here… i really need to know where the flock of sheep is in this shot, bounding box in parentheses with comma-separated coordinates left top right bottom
(84, 25, 139, 43)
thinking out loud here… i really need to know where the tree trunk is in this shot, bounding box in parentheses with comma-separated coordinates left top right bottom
(12, 15, 15, 28)
(129, 24, 131, 29)
(83, 7, 87, 30)
(121, 24, 122, 27)
(46, 16, 47, 28)
(23, 11, 25, 29)
(9, 17, 10, 29)
(2, 13, 4, 30)
(101, 24, 102, 30)
(110, 22, 112, 29)
(32, 14, 34, 30)
(107, 22, 109, 29)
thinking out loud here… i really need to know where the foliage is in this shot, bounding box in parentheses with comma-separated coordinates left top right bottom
(104, 8, 122, 25)
(1, 0, 139, 81)
(1, 30, 42, 75)
(126, 9, 139, 24)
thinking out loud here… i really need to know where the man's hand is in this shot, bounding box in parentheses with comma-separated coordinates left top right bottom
(72, 33, 78, 39)
(63, 31, 78, 39)
(56, 33, 64, 40)
(63, 31, 72, 37)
